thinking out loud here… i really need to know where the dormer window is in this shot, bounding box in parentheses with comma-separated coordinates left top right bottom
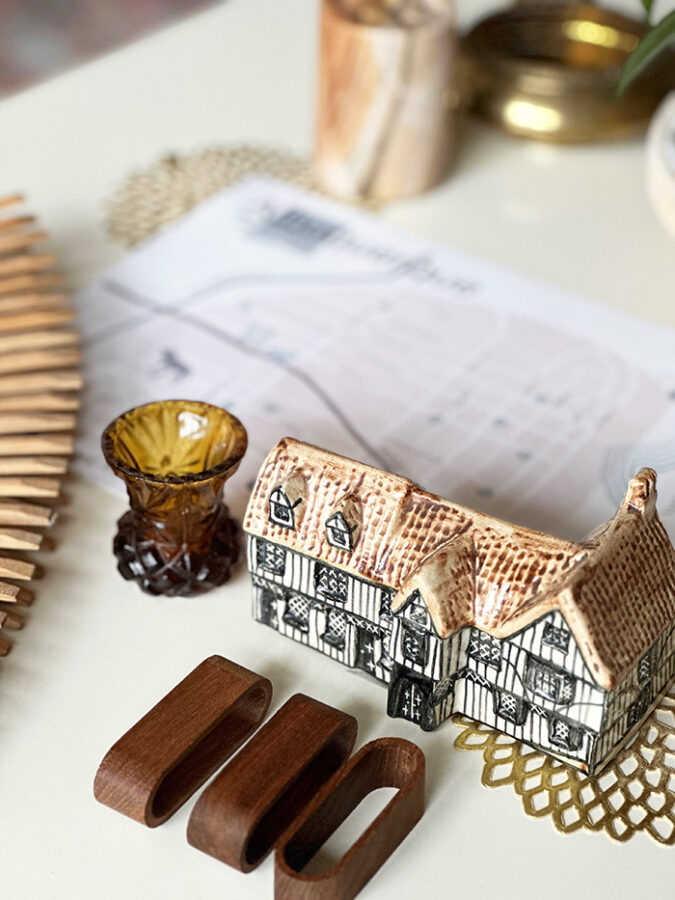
(269, 488, 300, 529)
(325, 495, 361, 551)
(326, 511, 355, 551)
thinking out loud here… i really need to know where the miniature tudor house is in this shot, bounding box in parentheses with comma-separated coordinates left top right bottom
(244, 438, 675, 775)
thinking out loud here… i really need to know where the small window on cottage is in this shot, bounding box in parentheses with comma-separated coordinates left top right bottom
(315, 564, 349, 602)
(543, 622, 570, 653)
(407, 596, 428, 628)
(256, 539, 286, 575)
(628, 684, 653, 727)
(430, 676, 453, 706)
(495, 690, 528, 725)
(325, 511, 355, 552)
(379, 590, 393, 619)
(269, 488, 299, 529)
(526, 658, 575, 704)
(626, 699, 647, 728)
(322, 609, 347, 649)
(467, 629, 502, 669)
(282, 594, 312, 631)
(401, 623, 428, 666)
(627, 700, 641, 729)
(638, 649, 652, 683)
(549, 717, 582, 752)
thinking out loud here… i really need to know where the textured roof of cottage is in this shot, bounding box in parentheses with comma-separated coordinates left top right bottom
(244, 438, 675, 689)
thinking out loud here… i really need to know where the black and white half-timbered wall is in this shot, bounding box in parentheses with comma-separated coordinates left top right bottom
(245, 439, 675, 776)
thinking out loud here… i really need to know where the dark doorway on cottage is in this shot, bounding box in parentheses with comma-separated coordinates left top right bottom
(388, 671, 433, 729)
(355, 629, 378, 674)
(259, 588, 278, 628)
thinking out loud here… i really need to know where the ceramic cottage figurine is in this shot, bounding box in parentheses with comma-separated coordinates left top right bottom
(244, 439, 675, 776)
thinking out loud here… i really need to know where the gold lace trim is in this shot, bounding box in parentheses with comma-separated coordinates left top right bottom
(453, 684, 675, 844)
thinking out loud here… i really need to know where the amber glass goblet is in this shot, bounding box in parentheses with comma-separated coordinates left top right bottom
(101, 400, 247, 597)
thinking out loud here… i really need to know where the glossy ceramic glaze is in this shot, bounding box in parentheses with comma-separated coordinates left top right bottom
(245, 437, 675, 774)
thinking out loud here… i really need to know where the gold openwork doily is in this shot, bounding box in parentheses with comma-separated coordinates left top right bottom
(453, 684, 675, 844)
(105, 145, 320, 248)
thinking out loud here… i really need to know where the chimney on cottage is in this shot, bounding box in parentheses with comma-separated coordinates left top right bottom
(622, 467, 658, 516)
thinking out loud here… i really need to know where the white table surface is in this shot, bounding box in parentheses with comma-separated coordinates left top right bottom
(0, 1, 674, 898)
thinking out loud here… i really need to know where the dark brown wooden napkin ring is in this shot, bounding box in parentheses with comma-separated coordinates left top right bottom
(275, 737, 425, 900)
(93, 655, 272, 827)
(187, 693, 358, 871)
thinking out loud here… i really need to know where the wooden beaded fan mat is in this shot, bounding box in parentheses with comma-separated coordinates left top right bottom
(0, 194, 79, 656)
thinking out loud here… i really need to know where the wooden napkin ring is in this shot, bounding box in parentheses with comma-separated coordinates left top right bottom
(187, 693, 358, 871)
(275, 737, 425, 900)
(93, 655, 272, 827)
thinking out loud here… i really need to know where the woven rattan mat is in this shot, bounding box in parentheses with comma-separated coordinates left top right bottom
(105, 144, 675, 845)
(105, 145, 316, 247)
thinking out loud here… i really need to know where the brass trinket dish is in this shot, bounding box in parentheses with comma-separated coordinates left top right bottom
(462, 3, 675, 142)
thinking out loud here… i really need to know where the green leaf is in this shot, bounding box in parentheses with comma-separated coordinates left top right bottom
(641, 0, 654, 19)
(618, 10, 675, 95)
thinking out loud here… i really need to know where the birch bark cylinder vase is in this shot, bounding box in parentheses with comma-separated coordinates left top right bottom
(315, 0, 457, 202)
